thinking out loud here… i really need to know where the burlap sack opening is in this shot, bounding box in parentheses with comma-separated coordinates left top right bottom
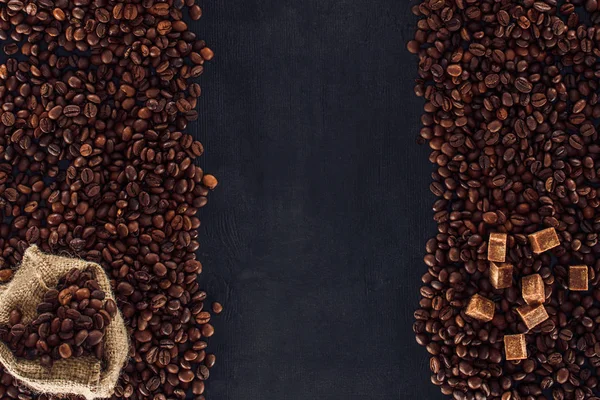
(0, 245, 129, 400)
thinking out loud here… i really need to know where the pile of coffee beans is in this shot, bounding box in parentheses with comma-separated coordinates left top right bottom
(0, 0, 219, 399)
(409, 0, 600, 399)
(0, 267, 116, 367)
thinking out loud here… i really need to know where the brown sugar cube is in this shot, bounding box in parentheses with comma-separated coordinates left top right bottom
(465, 294, 495, 322)
(517, 304, 549, 330)
(488, 232, 507, 262)
(569, 266, 588, 291)
(490, 262, 513, 289)
(521, 274, 545, 305)
(528, 227, 560, 254)
(504, 334, 527, 361)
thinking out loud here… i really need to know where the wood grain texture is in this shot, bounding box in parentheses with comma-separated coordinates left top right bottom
(190, 1, 443, 399)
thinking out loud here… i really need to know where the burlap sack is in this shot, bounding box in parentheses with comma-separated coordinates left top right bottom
(0, 245, 129, 399)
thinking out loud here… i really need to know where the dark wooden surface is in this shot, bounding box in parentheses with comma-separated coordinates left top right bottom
(191, 1, 444, 398)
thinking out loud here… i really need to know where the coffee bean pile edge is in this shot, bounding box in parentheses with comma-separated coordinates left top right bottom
(0, 0, 219, 399)
(408, 0, 600, 399)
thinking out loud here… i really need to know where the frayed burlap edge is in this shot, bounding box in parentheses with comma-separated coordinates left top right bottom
(0, 245, 129, 400)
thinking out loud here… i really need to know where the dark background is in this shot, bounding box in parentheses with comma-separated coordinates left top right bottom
(192, 1, 444, 399)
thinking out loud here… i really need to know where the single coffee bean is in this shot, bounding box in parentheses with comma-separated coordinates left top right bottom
(212, 302, 223, 314)
(58, 343, 72, 359)
(515, 77, 533, 93)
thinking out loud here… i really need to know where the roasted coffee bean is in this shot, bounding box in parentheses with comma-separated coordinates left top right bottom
(58, 343, 72, 359)
(515, 77, 533, 93)
(197, 365, 210, 380)
(212, 302, 223, 314)
(86, 330, 104, 347)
